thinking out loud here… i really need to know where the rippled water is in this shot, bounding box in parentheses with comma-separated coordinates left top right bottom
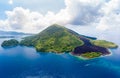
(0, 33, 120, 78)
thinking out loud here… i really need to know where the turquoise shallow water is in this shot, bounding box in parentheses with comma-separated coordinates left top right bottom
(0, 37, 120, 78)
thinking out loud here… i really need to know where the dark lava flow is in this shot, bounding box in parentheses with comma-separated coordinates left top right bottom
(72, 37, 110, 56)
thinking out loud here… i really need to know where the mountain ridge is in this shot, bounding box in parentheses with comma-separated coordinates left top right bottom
(20, 24, 84, 53)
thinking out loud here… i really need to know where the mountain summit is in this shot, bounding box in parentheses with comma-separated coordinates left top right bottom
(20, 24, 84, 53)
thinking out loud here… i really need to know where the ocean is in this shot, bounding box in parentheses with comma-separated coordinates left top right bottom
(0, 34, 120, 78)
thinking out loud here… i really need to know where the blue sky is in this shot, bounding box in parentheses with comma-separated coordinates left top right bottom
(12, 0, 65, 13)
(0, 0, 120, 34)
(0, 0, 65, 19)
(0, 0, 12, 19)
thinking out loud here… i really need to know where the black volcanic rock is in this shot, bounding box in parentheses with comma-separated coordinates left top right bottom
(73, 45, 110, 56)
(72, 37, 111, 56)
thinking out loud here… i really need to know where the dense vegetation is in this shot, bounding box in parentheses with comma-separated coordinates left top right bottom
(90, 40, 118, 48)
(81, 52, 102, 59)
(1, 39, 19, 47)
(20, 24, 84, 53)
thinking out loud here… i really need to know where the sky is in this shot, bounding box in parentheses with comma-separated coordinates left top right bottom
(0, 0, 120, 34)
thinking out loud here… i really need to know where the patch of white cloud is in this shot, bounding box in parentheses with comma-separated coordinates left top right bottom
(0, 0, 120, 33)
(96, 0, 120, 31)
(64, 0, 103, 25)
(8, 0, 13, 5)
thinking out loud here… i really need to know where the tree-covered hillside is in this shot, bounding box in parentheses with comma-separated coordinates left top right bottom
(1, 39, 19, 47)
(20, 24, 84, 53)
(90, 40, 118, 48)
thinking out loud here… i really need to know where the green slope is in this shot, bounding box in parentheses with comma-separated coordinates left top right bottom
(20, 24, 84, 53)
(90, 40, 118, 48)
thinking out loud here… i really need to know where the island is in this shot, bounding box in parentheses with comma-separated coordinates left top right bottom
(1, 39, 19, 47)
(79, 52, 102, 59)
(0, 36, 15, 38)
(1, 24, 118, 59)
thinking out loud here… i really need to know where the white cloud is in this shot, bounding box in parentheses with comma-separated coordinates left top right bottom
(8, 0, 13, 5)
(64, 0, 103, 25)
(0, 0, 120, 33)
(3, 7, 48, 33)
(96, 0, 120, 31)
(0, 7, 71, 33)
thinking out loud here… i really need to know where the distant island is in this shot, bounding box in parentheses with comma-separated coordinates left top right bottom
(1, 24, 118, 59)
(0, 36, 15, 38)
(0, 30, 33, 39)
(0, 30, 32, 35)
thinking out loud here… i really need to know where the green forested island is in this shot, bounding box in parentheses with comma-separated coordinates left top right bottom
(1, 39, 19, 47)
(1, 24, 118, 59)
(80, 52, 102, 59)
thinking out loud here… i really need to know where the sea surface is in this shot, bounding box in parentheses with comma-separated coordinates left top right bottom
(0, 33, 120, 78)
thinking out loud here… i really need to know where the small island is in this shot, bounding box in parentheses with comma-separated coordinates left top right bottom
(80, 52, 102, 59)
(1, 24, 118, 59)
(1, 39, 19, 48)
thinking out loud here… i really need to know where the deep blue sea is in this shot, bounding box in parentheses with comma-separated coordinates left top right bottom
(0, 34, 120, 78)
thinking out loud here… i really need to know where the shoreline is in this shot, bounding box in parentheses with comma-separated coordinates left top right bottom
(70, 49, 112, 60)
